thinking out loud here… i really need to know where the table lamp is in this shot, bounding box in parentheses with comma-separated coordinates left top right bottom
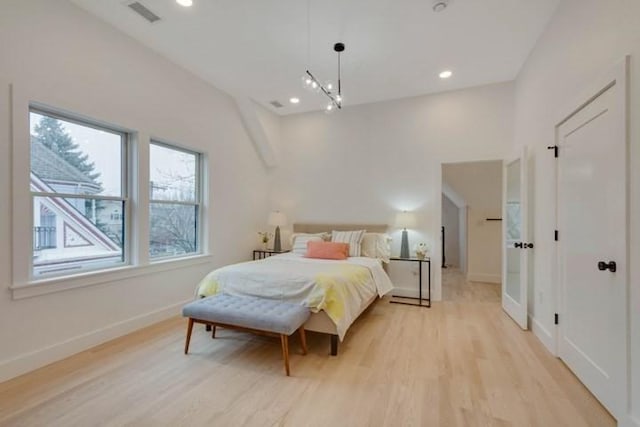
(268, 211, 287, 252)
(395, 211, 417, 259)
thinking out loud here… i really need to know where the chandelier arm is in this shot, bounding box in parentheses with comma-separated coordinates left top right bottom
(306, 70, 341, 108)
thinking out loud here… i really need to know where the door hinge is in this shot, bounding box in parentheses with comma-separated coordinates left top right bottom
(547, 145, 558, 158)
(554, 230, 559, 241)
(554, 313, 559, 325)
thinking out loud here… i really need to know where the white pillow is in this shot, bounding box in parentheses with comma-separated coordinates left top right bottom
(289, 232, 330, 246)
(331, 230, 366, 257)
(291, 235, 324, 255)
(361, 233, 392, 263)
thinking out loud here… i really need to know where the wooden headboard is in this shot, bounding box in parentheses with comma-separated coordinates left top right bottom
(293, 223, 389, 233)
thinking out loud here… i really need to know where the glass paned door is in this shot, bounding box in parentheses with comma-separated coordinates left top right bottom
(502, 148, 529, 329)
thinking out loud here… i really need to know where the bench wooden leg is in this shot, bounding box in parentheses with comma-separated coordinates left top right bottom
(211, 325, 216, 339)
(280, 334, 290, 376)
(184, 318, 194, 355)
(298, 327, 308, 355)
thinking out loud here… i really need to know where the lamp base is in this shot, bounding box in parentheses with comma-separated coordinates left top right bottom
(400, 229, 410, 259)
(274, 226, 282, 252)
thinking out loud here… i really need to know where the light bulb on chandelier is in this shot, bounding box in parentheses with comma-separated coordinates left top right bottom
(301, 75, 313, 87)
(325, 102, 335, 114)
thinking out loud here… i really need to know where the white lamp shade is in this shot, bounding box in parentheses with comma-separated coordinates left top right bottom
(268, 211, 288, 227)
(395, 211, 417, 229)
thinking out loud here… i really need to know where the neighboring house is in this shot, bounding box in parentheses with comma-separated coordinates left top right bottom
(31, 139, 121, 275)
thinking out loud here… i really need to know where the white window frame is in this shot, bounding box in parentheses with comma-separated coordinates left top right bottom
(28, 107, 131, 280)
(148, 140, 203, 261)
(8, 89, 212, 300)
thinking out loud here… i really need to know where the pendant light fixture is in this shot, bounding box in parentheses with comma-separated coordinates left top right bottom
(301, 0, 345, 113)
(302, 43, 345, 113)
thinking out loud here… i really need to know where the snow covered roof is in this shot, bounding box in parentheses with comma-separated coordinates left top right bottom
(30, 137, 101, 191)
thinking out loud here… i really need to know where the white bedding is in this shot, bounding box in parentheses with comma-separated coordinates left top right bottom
(196, 253, 394, 340)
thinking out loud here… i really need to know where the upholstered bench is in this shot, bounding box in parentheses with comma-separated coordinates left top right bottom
(182, 294, 311, 376)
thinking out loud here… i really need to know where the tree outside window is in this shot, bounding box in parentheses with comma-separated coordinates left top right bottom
(149, 143, 200, 259)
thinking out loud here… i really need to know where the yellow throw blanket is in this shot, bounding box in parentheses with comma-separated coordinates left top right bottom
(195, 254, 393, 340)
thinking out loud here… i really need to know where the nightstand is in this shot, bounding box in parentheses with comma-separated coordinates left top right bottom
(389, 257, 431, 308)
(253, 249, 290, 260)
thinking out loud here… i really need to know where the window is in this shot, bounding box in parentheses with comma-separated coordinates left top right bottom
(149, 142, 201, 259)
(29, 109, 127, 278)
(506, 202, 521, 241)
(17, 104, 208, 293)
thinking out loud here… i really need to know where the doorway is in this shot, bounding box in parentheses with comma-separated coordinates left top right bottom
(441, 160, 502, 302)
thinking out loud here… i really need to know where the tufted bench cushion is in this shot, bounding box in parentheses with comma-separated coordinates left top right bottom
(182, 294, 310, 375)
(182, 294, 310, 335)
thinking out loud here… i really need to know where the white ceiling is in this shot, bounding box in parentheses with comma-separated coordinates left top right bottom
(70, 0, 559, 115)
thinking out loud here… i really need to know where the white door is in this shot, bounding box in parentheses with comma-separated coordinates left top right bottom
(502, 147, 529, 329)
(557, 63, 628, 417)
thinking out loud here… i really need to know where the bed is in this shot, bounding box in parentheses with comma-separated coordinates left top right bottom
(195, 223, 394, 355)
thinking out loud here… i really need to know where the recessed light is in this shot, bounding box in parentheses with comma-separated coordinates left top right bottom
(289, 97, 300, 104)
(176, 0, 193, 7)
(439, 70, 453, 79)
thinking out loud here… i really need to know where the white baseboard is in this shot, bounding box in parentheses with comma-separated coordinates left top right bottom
(0, 299, 190, 383)
(466, 273, 501, 284)
(528, 314, 556, 355)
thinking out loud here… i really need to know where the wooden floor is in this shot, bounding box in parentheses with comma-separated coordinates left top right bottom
(0, 271, 614, 427)
(441, 268, 502, 302)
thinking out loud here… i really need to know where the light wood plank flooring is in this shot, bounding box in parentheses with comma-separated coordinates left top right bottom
(0, 273, 614, 426)
(442, 268, 501, 302)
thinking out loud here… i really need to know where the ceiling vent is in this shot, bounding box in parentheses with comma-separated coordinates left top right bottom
(432, 0, 450, 13)
(127, 2, 161, 23)
(269, 100, 284, 108)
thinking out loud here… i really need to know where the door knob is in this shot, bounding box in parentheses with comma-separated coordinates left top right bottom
(514, 242, 523, 248)
(597, 261, 617, 273)
(525, 243, 534, 249)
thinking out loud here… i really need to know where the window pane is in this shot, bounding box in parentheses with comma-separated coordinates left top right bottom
(30, 111, 123, 197)
(506, 202, 521, 241)
(33, 197, 124, 277)
(149, 144, 197, 202)
(150, 203, 197, 258)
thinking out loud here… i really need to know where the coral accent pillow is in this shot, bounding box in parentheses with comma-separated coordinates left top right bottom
(331, 230, 366, 257)
(305, 241, 349, 260)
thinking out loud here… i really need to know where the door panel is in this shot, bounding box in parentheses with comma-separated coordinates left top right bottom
(502, 148, 528, 329)
(557, 78, 627, 417)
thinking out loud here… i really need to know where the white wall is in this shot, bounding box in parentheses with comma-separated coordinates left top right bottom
(270, 82, 514, 297)
(442, 161, 502, 283)
(513, 0, 640, 424)
(0, 0, 272, 381)
(441, 194, 460, 268)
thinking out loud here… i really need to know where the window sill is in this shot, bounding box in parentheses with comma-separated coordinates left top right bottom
(10, 254, 213, 300)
